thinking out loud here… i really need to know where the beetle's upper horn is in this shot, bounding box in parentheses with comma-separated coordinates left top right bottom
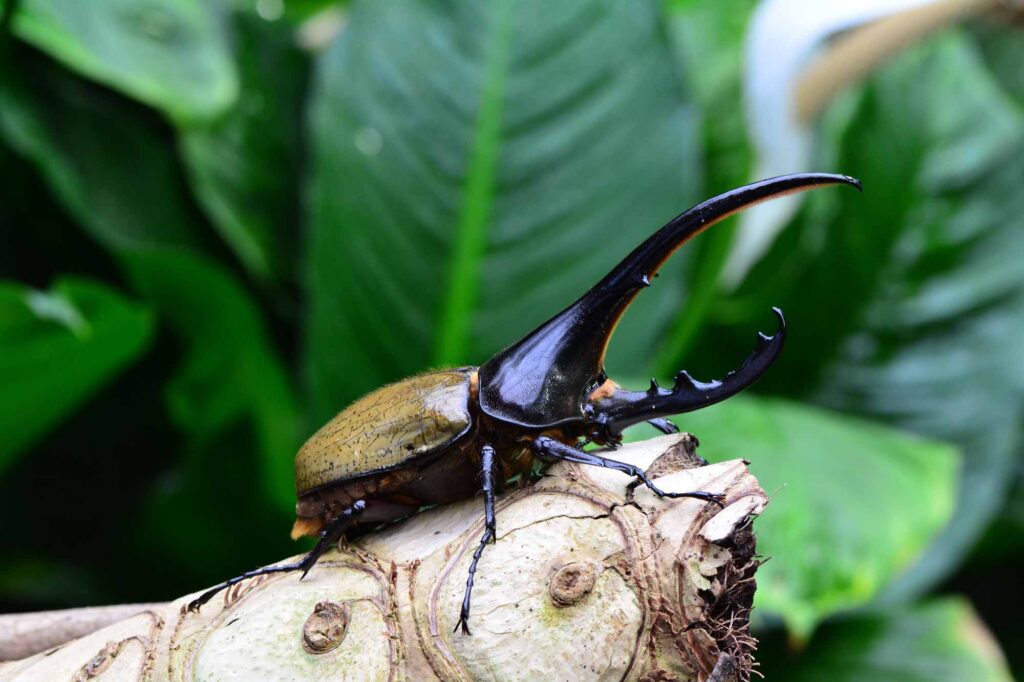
(478, 173, 862, 428)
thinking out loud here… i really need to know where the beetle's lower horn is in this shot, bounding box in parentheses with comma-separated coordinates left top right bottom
(592, 308, 786, 435)
(478, 173, 862, 429)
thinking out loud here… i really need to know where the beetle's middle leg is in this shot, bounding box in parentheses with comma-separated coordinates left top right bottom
(532, 436, 723, 505)
(454, 444, 497, 635)
(185, 500, 365, 613)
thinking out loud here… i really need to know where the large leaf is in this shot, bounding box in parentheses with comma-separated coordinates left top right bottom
(666, 0, 756, 195)
(0, 278, 153, 470)
(655, 0, 758, 372)
(0, 45, 299, 511)
(700, 29, 1024, 597)
(0, 42, 212, 253)
(9, 0, 237, 123)
(657, 396, 958, 639)
(730, 0, 941, 287)
(123, 256, 302, 592)
(221, 0, 341, 23)
(126, 250, 300, 513)
(306, 0, 702, 421)
(758, 598, 1012, 682)
(179, 9, 309, 280)
(973, 19, 1024, 109)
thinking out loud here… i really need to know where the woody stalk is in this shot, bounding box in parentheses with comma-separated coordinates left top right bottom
(0, 434, 767, 682)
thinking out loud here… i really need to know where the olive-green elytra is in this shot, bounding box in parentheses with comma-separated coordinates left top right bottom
(183, 174, 861, 636)
(295, 369, 473, 493)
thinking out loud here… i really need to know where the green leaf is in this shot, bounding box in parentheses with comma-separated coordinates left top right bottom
(655, 0, 758, 372)
(663, 396, 957, 638)
(0, 43, 298, 513)
(10, 0, 237, 123)
(306, 0, 702, 420)
(666, 0, 756, 109)
(974, 20, 1024, 108)
(0, 556, 104, 607)
(126, 250, 300, 513)
(135, 411, 298, 593)
(220, 0, 342, 23)
(666, 0, 758, 194)
(0, 278, 153, 470)
(0, 43, 212, 253)
(759, 598, 1012, 682)
(123, 250, 303, 584)
(179, 10, 309, 280)
(704, 29, 1024, 596)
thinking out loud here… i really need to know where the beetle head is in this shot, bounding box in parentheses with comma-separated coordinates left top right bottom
(477, 173, 861, 430)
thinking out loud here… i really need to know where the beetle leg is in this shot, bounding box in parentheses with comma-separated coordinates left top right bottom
(184, 501, 365, 613)
(532, 436, 724, 506)
(454, 444, 497, 636)
(647, 418, 679, 435)
(643, 417, 708, 464)
(296, 501, 367, 580)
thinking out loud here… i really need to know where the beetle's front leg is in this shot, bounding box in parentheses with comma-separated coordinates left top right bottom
(185, 500, 365, 613)
(532, 436, 723, 505)
(454, 444, 497, 635)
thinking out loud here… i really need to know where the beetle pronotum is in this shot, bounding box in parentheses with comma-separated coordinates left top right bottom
(186, 173, 861, 634)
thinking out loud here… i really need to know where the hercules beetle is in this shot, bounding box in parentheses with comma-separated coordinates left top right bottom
(186, 173, 860, 633)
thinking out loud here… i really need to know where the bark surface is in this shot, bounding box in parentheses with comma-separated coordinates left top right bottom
(0, 434, 767, 682)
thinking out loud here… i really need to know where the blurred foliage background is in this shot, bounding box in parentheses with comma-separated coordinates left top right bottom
(0, 0, 1021, 678)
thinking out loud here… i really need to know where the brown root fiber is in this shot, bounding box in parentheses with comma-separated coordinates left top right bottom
(704, 517, 763, 682)
(0, 434, 767, 682)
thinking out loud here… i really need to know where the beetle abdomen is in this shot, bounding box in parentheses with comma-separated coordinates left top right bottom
(294, 369, 476, 494)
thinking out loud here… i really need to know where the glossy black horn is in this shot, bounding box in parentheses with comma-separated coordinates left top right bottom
(478, 173, 862, 428)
